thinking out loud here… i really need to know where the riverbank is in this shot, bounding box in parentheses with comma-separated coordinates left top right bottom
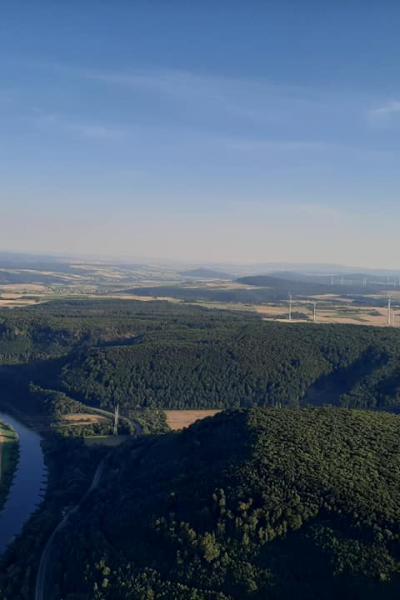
(0, 422, 19, 513)
(0, 432, 106, 598)
(0, 411, 46, 558)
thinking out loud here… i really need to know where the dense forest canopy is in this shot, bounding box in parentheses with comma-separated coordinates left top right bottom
(48, 408, 400, 599)
(1, 301, 400, 599)
(1, 299, 400, 415)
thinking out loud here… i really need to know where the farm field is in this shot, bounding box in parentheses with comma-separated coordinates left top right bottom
(255, 301, 395, 327)
(1, 258, 400, 329)
(61, 414, 108, 425)
(2, 286, 395, 329)
(165, 410, 221, 430)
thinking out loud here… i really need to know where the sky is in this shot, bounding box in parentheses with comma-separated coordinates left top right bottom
(1, 1, 400, 267)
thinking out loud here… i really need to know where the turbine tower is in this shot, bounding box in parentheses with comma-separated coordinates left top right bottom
(313, 301, 317, 323)
(387, 297, 392, 326)
(113, 403, 120, 436)
(288, 294, 292, 321)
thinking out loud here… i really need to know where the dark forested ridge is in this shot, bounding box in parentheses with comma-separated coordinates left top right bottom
(1, 301, 400, 599)
(236, 274, 399, 296)
(1, 300, 400, 415)
(45, 408, 400, 599)
(60, 321, 400, 411)
(124, 273, 400, 303)
(181, 267, 233, 279)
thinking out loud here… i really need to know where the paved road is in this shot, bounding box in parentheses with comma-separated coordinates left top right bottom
(77, 405, 143, 435)
(35, 459, 105, 600)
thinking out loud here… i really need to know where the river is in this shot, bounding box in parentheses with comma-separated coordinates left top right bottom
(0, 411, 47, 554)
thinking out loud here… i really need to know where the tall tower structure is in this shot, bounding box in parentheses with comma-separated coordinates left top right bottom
(113, 403, 120, 436)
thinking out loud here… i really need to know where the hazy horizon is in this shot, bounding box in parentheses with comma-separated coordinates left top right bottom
(1, 247, 400, 276)
(2, 2, 400, 267)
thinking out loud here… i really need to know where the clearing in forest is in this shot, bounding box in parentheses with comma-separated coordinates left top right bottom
(165, 410, 221, 430)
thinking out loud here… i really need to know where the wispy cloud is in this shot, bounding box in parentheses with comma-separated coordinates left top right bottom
(82, 66, 328, 125)
(225, 139, 327, 153)
(31, 112, 125, 141)
(13, 61, 375, 142)
(368, 100, 400, 121)
(86, 68, 224, 100)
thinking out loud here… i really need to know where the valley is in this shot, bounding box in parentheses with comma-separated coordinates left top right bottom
(0, 282, 400, 598)
(4, 2, 400, 597)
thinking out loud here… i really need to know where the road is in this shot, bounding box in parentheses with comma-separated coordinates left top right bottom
(35, 404, 143, 599)
(78, 405, 143, 435)
(34, 459, 105, 600)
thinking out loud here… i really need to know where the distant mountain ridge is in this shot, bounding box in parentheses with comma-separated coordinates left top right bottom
(181, 267, 233, 280)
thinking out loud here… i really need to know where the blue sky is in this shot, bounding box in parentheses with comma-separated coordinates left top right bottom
(1, 1, 400, 266)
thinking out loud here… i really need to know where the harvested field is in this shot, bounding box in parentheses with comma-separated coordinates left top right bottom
(165, 410, 221, 431)
(0, 299, 40, 307)
(255, 302, 396, 327)
(62, 414, 108, 424)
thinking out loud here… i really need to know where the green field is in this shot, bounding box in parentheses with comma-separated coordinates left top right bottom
(0, 422, 19, 511)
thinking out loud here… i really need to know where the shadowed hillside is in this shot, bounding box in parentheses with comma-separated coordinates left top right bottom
(50, 408, 400, 599)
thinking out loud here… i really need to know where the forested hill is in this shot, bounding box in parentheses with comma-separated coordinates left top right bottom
(60, 320, 400, 412)
(2, 300, 400, 414)
(51, 408, 400, 599)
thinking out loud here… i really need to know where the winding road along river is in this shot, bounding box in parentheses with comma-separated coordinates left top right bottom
(0, 411, 47, 554)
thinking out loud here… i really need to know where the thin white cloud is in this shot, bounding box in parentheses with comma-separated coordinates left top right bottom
(226, 139, 327, 153)
(12, 61, 376, 140)
(83, 67, 235, 109)
(368, 100, 400, 120)
(82, 66, 328, 124)
(31, 112, 125, 141)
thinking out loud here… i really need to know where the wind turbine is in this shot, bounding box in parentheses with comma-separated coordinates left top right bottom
(312, 301, 317, 323)
(387, 297, 392, 326)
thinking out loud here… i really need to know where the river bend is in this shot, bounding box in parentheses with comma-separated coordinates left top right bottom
(0, 411, 47, 554)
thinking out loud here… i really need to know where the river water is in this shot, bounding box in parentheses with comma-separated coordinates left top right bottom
(0, 411, 47, 554)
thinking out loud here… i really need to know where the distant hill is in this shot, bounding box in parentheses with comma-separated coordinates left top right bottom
(236, 274, 330, 294)
(56, 408, 400, 598)
(236, 273, 399, 295)
(270, 270, 400, 288)
(237, 273, 310, 286)
(181, 267, 233, 280)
